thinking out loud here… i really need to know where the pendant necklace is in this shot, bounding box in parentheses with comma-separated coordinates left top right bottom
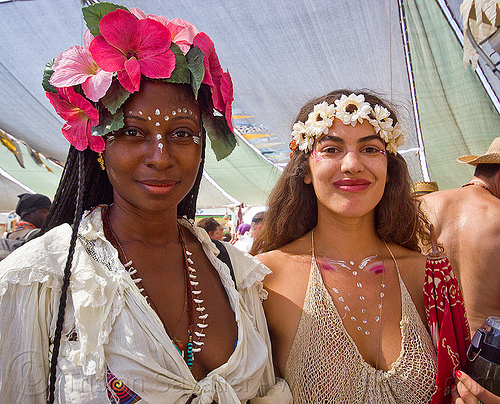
(102, 207, 208, 368)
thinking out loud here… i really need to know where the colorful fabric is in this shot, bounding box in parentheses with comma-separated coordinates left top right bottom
(9, 220, 36, 233)
(106, 368, 140, 404)
(424, 253, 471, 404)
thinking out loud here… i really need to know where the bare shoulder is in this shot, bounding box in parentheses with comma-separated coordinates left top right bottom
(256, 234, 312, 290)
(388, 243, 427, 314)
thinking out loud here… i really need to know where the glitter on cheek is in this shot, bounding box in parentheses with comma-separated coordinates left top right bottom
(310, 150, 325, 162)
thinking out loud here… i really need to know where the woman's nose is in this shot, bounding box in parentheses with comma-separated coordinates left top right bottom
(340, 150, 364, 173)
(144, 134, 173, 169)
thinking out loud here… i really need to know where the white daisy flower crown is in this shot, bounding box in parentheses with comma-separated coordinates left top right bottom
(289, 93, 405, 156)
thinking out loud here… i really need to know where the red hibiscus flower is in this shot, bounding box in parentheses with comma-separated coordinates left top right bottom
(193, 32, 234, 131)
(46, 87, 102, 152)
(89, 8, 176, 93)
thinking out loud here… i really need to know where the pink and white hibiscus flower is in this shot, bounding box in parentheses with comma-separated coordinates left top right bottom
(89, 8, 176, 93)
(46, 87, 102, 152)
(50, 30, 113, 102)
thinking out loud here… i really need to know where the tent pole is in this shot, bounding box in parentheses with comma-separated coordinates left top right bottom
(397, 0, 431, 182)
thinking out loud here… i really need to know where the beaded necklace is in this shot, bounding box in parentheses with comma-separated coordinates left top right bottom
(462, 180, 494, 195)
(102, 207, 208, 368)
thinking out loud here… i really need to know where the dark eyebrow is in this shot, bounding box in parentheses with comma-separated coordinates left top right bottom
(317, 135, 343, 145)
(359, 134, 384, 144)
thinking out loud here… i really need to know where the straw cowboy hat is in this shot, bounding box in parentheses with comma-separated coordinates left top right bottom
(457, 137, 500, 165)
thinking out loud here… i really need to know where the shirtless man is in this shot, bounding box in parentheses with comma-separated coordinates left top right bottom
(422, 137, 500, 333)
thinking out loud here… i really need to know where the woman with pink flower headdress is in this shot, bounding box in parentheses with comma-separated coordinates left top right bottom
(252, 89, 471, 403)
(0, 3, 290, 403)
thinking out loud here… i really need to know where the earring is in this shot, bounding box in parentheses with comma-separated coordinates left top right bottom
(97, 153, 106, 171)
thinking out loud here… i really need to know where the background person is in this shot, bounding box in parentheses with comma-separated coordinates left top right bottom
(0, 4, 288, 402)
(234, 211, 265, 253)
(422, 137, 500, 334)
(252, 90, 471, 403)
(197, 216, 224, 240)
(6, 193, 51, 241)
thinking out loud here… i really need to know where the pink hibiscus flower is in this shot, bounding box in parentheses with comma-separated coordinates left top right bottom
(46, 87, 103, 152)
(220, 72, 234, 131)
(149, 16, 199, 54)
(50, 30, 113, 102)
(131, 9, 198, 55)
(193, 33, 234, 131)
(89, 9, 176, 93)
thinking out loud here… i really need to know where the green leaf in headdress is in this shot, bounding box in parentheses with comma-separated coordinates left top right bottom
(203, 114, 237, 161)
(101, 78, 130, 114)
(165, 43, 190, 84)
(186, 46, 205, 99)
(83, 2, 129, 36)
(92, 106, 124, 137)
(42, 59, 57, 94)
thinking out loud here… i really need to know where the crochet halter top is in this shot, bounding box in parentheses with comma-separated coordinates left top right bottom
(284, 240, 437, 403)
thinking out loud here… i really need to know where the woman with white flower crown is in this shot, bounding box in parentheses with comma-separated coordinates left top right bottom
(252, 89, 471, 403)
(0, 3, 291, 403)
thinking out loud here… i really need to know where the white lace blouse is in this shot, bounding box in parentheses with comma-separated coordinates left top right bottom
(0, 207, 291, 403)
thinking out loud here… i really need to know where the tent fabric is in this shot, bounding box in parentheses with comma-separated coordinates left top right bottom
(405, 0, 500, 189)
(204, 134, 282, 206)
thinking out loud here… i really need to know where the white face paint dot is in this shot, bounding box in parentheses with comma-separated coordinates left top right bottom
(155, 122, 160, 127)
(189, 110, 193, 115)
(357, 326, 362, 331)
(332, 288, 339, 294)
(365, 331, 371, 335)
(177, 108, 182, 113)
(362, 319, 367, 324)
(380, 292, 385, 298)
(361, 308, 366, 314)
(138, 111, 143, 115)
(360, 296, 365, 301)
(148, 116, 152, 121)
(172, 111, 176, 115)
(339, 297, 344, 302)
(156, 134, 162, 140)
(375, 316, 380, 322)
(351, 317, 356, 322)
(357, 282, 363, 288)
(349, 261, 354, 265)
(155, 109, 160, 115)
(344, 306, 350, 312)
(164, 116, 169, 121)
(158, 143, 163, 153)
(182, 108, 187, 113)
(352, 271, 358, 276)
(128, 111, 133, 115)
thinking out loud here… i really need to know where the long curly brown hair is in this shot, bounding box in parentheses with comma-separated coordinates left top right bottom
(251, 89, 431, 255)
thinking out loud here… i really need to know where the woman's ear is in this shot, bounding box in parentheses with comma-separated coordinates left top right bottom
(304, 172, 312, 184)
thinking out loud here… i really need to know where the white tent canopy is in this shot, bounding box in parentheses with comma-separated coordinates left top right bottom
(1, 0, 499, 211)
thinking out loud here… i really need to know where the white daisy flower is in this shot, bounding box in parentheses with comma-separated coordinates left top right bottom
(335, 94, 372, 126)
